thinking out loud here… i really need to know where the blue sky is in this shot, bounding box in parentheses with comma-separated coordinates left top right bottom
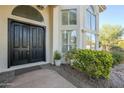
(100, 5, 124, 28)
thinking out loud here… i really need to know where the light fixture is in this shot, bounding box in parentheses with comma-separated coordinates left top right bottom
(37, 5, 47, 10)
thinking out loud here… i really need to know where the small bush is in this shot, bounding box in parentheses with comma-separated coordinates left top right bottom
(110, 45, 124, 66)
(111, 51, 124, 66)
(54, 51, 61, 60)
(64, 49, 77, 63)
(72, 49, 113, 79)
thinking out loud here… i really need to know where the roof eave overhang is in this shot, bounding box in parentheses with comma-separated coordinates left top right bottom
(98, 5, 106, 13)
(37, 5, 106, 13)
(36, 5, 57, 10)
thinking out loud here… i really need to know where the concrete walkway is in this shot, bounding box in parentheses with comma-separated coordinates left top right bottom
(9, 69, 76, 88)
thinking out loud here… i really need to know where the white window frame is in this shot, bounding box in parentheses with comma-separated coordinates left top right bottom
(61, 30, 77, 53)
(84, 6, 98, 50)
(61, 9, 77, 26)
(85, 32, 96, 50)
(85, 6, 96, 32)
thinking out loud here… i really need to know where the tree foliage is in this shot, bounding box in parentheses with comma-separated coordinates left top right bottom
(100, 24, 124, 50)
(117, 40, 124, 48)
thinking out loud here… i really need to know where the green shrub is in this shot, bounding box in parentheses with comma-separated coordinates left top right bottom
(72, 49, 113, 79)
(111, 51, 124, 66)
(54, 51, 61, 60)
(64, 49, 77, 63)
(110, 45, 124, 66)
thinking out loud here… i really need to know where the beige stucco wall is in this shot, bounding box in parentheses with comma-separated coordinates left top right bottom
(0, 5, 53, 70)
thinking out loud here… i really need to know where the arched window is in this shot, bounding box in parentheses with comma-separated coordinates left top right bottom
(12, 5, 44, 22)
(87, 6, 94, 14)
(85, 6, 96, 31)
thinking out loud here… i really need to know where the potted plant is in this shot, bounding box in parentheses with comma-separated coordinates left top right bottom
(54, 51, 61, 66)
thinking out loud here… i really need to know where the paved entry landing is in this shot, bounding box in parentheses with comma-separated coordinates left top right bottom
(9, 69, 75, 88)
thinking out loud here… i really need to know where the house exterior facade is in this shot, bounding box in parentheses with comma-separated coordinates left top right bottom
(0, 5, 105, 72)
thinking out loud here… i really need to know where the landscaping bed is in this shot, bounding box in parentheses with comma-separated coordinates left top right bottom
(42, 64, 124, 88)
(1, 63, 124, 88)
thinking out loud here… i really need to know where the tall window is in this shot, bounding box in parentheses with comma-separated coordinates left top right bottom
(85, 6, 96, 31)
(85, 6, 97, 50)
(62, 9, 77, 25)
(62, 30, 77, 53)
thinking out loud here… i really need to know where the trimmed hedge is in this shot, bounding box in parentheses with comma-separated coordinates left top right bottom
(110, 45, 124, 66)
(72, 49, 113, 79)
(64, 49, 77, 64)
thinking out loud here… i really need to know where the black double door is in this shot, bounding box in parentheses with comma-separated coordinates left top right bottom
(9, 20, 45, 66)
